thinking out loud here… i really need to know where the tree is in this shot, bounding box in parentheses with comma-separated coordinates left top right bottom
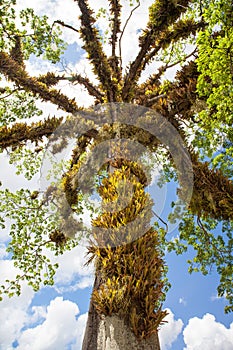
(0, 0, 232, 349)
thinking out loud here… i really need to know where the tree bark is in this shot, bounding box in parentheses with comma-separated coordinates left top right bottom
(82, 273, 101, 350)
(82, 273, 161, 350)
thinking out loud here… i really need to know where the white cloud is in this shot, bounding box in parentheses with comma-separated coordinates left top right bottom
(0, 243, 8, 258)
(159, 308, 184, 350)
(211, 294, 221, 301)
(69, 275, 94, 291)
(0, 259, 25, 285)
(16, 297, 82, 350)
(0, 152, 38, 192)
(0, 258, 88, 349)
(183, 313, 233, 350)
(71, 313, 88, 350)
(211, 293, 227, 301)
(179, 297, 187, 306)
(16, 0, 81, 44)
(0, 260, 35, 349)
(44, 243, 94, 290)
(26, 305, 47, 326)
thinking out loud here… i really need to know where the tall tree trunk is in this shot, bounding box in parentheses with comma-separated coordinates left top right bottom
(82, 272, 161, 350)
(82, 159, 165, 350)
(82, 273, 101, 350)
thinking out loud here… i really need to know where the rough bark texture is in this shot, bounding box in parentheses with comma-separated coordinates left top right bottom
(82, 308, 160, 350)
(82, 274, 161, 350)
(82, 274, 102, 350)
(96, 315, 160, 350)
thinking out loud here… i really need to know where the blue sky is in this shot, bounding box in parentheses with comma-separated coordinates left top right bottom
(0, 0, 233, 349)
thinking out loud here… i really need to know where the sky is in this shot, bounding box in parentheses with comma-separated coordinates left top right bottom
(0, 0, 233, 349)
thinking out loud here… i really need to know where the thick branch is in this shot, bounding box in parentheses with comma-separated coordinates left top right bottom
(142, 19, 204, 71)
(135, 60, 233, 221)
(75, 0, 117, 101)
(190, 157, 233, 221)
(122, 0, 191, 100)
(148, 48, 197, 91)
(0, 52, 82, 113)
(37, 71, 104, 102)
(108, 0, 122, 80)
(0, 117, 63, 150)
(4, 118, 231, 224)
(136, 60, 199, 124)
(52, 19, 109, 96)
(37, 72, 63, 87)
(158, 60, 198, 121)
(67, 74, 104, 102)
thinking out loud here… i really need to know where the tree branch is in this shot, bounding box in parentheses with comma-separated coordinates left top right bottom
(119, 1, 141, 70)
(190, 156, 233, 221)
(108, 0, 122, 80)
(141, 48, 198, 108)
(147, 94, 166, 104)
(135, 60, 198, 124)
(66, 73, 104, 102)
(52, 20, 80, 33)
(0, 51, 82, 113)
(75, 0, 117, 101)
(142, 19, 204, 72)
(36, 71, 104, 102)
(0, 87, 23, 100)
(0, 117, 63, 150)
(122, 0, 192, 101)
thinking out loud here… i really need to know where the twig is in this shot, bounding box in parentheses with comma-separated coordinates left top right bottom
(197, 216, 225, 259)
(59, 74, 104, 102)
(52, 20, 80, 34)
(147, 93, 166, 104)
(145, 47, 197, 94)
(152, 210, 168, 234)
(0, 88, 22, 100)
(119, 1, 141, 70)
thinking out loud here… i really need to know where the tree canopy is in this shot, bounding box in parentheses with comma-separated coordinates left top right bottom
(0, 0, 232, 341)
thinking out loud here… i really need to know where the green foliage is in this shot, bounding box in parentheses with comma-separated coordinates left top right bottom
(0, 0, 66, 63)
(19, 8, 66, 63)
(128, 0, 140, 7)
(161, 212, 233, 313)
(0, 188, 58, 298)
(211, 138, 233, 178)
(197, 27, 233, 125)
(8, 145, 43, 180)
(0, 90, 43, 126)
(193, 0, 233, 194)
(196, 0, 233, 128)
(96, 7, 108, 19)
(0, 187, 81, 300)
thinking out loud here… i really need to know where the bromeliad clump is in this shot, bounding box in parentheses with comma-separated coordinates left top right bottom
(87, 159, 167, 339)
